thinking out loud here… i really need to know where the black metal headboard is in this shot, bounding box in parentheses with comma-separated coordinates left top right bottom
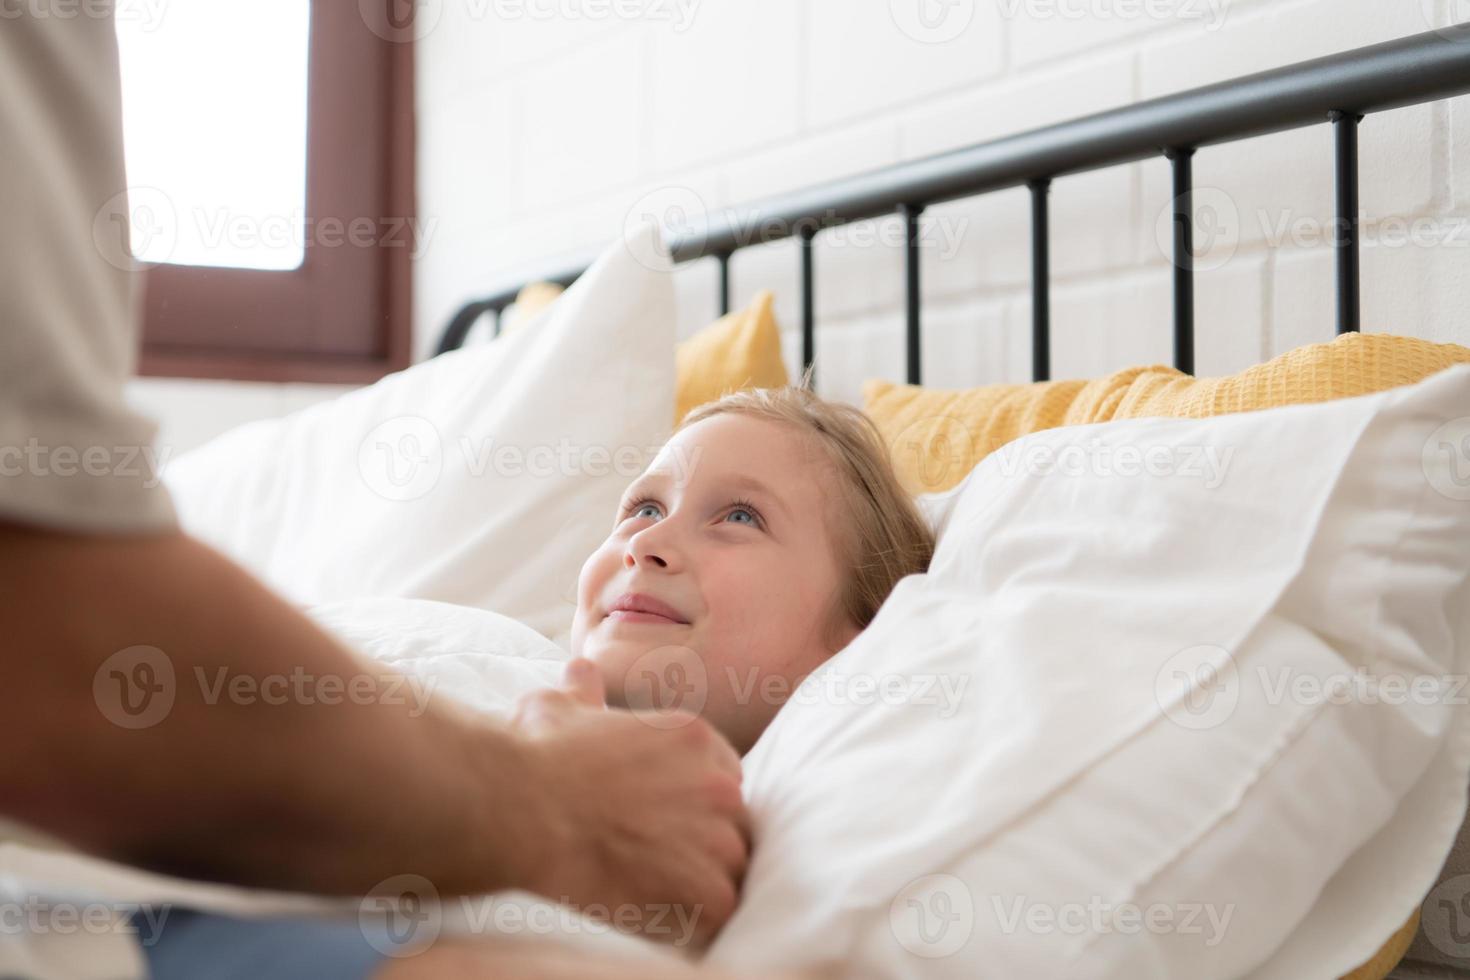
(437, 24, 1470, 386)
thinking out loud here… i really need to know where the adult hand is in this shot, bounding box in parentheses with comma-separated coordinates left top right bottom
(505, 658, 750, 948)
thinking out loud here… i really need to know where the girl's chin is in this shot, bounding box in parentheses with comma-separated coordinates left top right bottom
(581, 640, 710, 711)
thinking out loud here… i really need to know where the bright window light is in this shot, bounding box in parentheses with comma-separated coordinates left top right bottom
(115, 1, 312, 271)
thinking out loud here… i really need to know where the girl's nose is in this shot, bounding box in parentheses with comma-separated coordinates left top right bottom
(625, 549, 667, 569)
(626, 526, 678, 572)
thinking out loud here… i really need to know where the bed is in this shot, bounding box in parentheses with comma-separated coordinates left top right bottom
(420, 23, 1470, 980)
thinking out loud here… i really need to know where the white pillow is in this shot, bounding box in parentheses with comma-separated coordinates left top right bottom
(707, 366, 1470, 980)
(305, 596, 569, 718)
(164, 227, 675, 641)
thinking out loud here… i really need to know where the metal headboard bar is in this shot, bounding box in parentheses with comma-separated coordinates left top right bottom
(1332, 110, 1364, 334)
(717, 252, 732, 317)
(799, 230, 816, 386)
(1028, 180, 1051, 381)
(1165, 149, 1196, 374)
(437, 24, 1470, 383)
(899, 203, 923, 385)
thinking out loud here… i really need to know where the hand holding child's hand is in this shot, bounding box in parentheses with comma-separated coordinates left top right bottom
(506, 658, 750, 948)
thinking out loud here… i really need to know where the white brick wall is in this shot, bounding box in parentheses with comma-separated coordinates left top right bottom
(415, 0, 1470, 404)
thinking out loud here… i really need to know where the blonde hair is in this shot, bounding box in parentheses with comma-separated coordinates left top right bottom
(679, 377, 935, 640)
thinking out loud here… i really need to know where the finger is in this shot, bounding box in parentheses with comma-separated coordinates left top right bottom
(510, 687, 574, 732)
(707, 820, 749, 885)
(701, 765, 753, 858)
(701, 721, 744, 782)
(560, 657, 606, 708)
(675, 857, 740, 944)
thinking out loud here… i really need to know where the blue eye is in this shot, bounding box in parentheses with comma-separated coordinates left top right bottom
(624, 499, 663, 521)
(723, 497, 765, 529)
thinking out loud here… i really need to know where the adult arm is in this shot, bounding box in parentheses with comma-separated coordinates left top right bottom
(0, 521, 746, 934)
(0, 8, 746, 935)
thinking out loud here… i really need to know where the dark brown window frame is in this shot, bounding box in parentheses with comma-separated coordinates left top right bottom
(138, 2, 414, 385)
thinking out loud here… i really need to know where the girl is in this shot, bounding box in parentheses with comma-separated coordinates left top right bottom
(570, 384, 936, 754)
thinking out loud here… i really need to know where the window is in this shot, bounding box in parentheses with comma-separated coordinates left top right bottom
(117, 1, 415, 383)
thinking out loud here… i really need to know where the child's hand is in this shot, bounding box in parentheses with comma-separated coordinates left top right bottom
(506, 660, 749, 948)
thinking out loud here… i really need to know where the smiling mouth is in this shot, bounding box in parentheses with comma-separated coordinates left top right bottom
(605, 610, 688, 626)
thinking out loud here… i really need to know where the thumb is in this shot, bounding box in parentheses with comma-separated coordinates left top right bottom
(560, 657, 607, 708)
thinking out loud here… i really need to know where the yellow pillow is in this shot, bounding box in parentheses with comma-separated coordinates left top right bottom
(864, 332, 1470, 495)
(505, 282, 790, 424)
(864, 330, 1470, 980)
(675, 289, 788, 423)
(1341, 910, 1421, 980)
(502, 281, 566, 333)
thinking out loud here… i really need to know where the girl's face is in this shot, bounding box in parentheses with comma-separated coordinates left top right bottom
(572, 413, 860, 753)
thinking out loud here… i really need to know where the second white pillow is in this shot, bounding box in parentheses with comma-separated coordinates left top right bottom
(165, 227, 675, 640)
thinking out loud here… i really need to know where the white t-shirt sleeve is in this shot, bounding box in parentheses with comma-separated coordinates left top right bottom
(0, 11, 177, 533)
